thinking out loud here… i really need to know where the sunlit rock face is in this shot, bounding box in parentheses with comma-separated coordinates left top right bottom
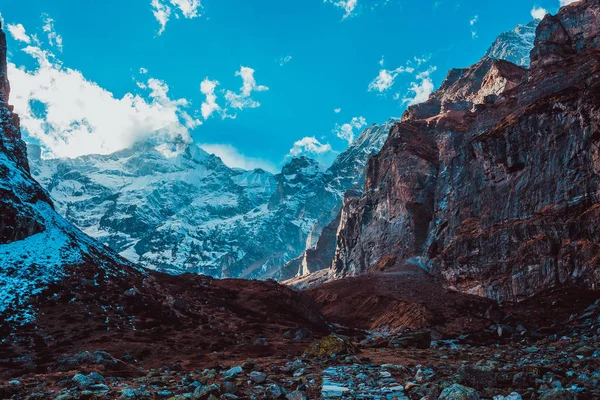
(332, 0, 600, 301)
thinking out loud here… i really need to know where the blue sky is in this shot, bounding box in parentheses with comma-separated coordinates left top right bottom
(0, 0, 569, 172)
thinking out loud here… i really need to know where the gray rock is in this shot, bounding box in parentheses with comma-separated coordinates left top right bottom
(286, 390, 308, 400)
(266, 384, 286, 399)
(248, 371, 268, 384)
(439, 384, 480, 400)
(223, 366, 243, 379)
(193, 383, 220, 399)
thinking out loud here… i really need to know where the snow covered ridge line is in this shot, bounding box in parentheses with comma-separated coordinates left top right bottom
(30, 119, 397, 281)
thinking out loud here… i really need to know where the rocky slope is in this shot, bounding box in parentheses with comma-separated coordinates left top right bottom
(485, 19, 539, 67)
(0, 19, 329, 381)
(331, 0, 600, 301)
(31, 117, 394, 280)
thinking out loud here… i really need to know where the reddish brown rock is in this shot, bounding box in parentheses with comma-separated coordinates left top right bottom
(332, 0, 600, 300)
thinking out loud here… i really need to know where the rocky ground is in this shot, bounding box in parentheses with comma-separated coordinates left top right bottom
(2, 282, 599, 399)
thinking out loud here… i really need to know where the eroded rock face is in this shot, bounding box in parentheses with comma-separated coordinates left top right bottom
(332, 0, 600, 300)
(0, 24, 49, 244)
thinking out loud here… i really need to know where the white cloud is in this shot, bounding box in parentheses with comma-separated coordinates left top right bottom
(334, 108, 342, 113)
(379, 56, 385, 66)
(531, 6, 547, 19)
(560, 0, 579, 5)
(170, 0, 203, 17)
(368, 66, 413, 93)
(402, 67, 437, 106)
(8, 39, 200, 159)
(324, 0, 358, 19)
(42, 15, 63, 51)
(470, 15, 479, 39)
(334, 116, 366, 144)
(151, 0, 203, 35)
(6, 23, 31, 43)
(200, 78, 221, 119)
(224, 66, 269, 110)
(199, 143, 277, 172)
(289, 136, 333, 157)
(279, 55, 292, 66)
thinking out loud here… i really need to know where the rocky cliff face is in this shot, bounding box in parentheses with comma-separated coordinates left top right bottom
(332, 0, 600, 301)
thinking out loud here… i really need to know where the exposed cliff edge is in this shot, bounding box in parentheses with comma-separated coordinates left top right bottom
(329, 0, 600, 301)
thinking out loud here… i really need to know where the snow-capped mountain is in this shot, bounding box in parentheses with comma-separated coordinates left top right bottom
(485, 19, 539, 67)
(30, 120, 395, 279)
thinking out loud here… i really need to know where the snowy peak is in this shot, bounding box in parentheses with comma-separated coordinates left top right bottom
(485, 19, 539, 67)
(269, 156, 325, 208)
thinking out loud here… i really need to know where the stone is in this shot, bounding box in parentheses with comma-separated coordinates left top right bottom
(286, 390, 308, 400)
(248, 371, 268, 384)
(193, 383, 220, 399)
(438, 384, 480, 400)
(304, 335, 357, 357)
(223, 366, 243, 379)
(266, 384, 286, 399)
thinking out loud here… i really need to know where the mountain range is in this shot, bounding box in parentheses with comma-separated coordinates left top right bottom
(2, 1, 600, 398)
(26, 18, 539, 281)
(30, 119, 394, 280)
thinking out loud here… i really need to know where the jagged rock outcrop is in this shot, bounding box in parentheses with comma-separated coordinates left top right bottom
(485, 19, 539, 67)
(278, 121, 398, 279)
(332, 0, 600, 301)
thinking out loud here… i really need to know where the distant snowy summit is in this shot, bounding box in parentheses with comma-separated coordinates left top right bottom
(485, 19, 539, 67)
(30, 119, 395, 280)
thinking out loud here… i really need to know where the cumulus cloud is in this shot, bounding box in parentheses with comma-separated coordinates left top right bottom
(560, 0, 579, 5)
(8, 39, 200, 159)
(42, 15, 63, 51)
(368, 66, 413, 93)
(334, 116, 366, 144)
(402, 67, 437, 106)
(151, 0, 203, 35)
(289, 136, 333, 157)
(6, 23, 31, 43)
(224, 66, 269, 111)
(324, 0, 358, 19)
(200, 78, 221, 119)
(531, 6, 548, 19)
(334, 108, 342, 113)
(199, 143, 277, 172)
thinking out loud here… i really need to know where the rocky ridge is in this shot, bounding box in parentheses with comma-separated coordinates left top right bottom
(328, 0, 600, 301)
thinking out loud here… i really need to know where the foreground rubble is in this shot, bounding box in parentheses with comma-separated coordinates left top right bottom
(2, 287, 599, 399)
